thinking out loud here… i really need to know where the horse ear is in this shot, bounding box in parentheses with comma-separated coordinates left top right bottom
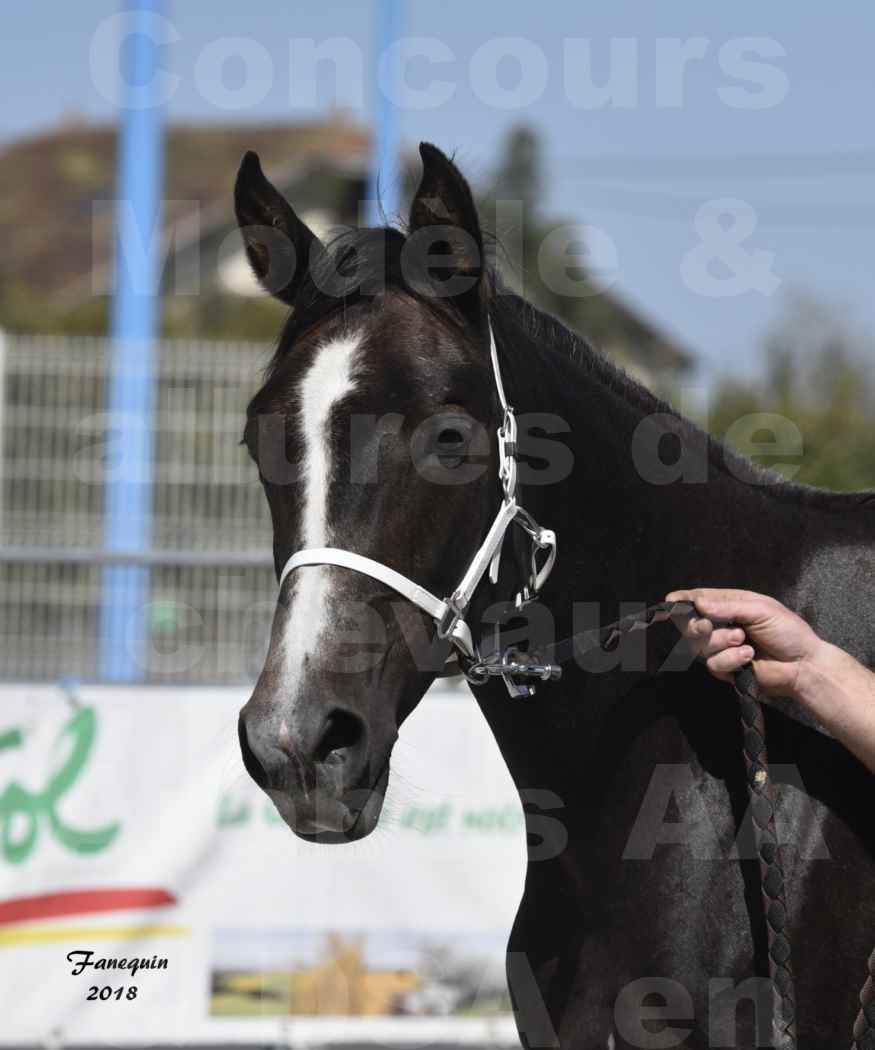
(234, 151, 323, 305)
(408, 143, 483, 308)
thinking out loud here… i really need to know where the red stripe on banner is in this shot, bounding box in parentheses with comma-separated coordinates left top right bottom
(0, 888, 176, 925)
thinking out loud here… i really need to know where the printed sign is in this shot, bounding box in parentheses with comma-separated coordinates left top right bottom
(0, 683, 524, 1045)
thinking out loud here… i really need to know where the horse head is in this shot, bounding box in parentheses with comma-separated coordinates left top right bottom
(236, 144, 509, 841)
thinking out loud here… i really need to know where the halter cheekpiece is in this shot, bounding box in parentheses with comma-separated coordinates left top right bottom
(279, 318, 559, 698)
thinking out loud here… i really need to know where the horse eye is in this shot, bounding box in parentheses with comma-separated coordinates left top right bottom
(433, 422, 469, 469)
(437, 427, 465, 447)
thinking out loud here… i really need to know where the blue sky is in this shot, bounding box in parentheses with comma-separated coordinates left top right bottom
(3, 1, 875, 385)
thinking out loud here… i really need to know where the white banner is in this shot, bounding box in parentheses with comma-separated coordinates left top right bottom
(0, 682, 525, 1046)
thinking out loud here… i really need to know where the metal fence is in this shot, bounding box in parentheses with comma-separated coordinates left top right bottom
(0, 331, 279, 683)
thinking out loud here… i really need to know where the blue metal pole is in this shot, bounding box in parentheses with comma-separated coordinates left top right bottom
(99, 0, 167, 681)
(365, 0, 401, 227)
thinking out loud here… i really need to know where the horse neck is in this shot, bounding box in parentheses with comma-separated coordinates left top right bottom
(481, 301, 775, 793)
(492, 296, 873, 655)
(483, 299, 875, 853)
(494, 300, 727, 612)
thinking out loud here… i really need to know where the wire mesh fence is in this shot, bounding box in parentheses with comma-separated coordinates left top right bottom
(0, 331, 278, 683)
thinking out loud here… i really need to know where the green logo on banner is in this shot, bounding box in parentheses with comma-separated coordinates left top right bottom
(0, 707, 121, 864)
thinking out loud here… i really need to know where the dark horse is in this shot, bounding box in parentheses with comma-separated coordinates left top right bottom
(235, 143, 874, 1047)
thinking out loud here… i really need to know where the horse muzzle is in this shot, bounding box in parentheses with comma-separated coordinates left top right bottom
(237, 701, 393, 843)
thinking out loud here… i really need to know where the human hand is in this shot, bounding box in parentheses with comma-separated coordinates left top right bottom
(666, 588, 823, 698)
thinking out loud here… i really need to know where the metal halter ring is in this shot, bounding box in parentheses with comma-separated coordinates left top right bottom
(497, 408, 518, 501)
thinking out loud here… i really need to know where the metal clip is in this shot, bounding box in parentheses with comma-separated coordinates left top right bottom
(464, 648, 562, 696)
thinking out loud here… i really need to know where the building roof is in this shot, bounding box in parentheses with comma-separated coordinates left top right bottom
(0, 118, 693, 372)
(0, 116, 369, 309)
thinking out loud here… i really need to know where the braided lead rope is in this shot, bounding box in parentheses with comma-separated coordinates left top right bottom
(483, 598, 871, 1042)
(542, 600, 801, 1042)
(734, 663, 798, 1050)
(613, 605, 798, 1047)
(852, 949, 875, 1050)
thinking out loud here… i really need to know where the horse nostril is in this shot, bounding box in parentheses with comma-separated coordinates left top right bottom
(238, 714, 270, 790)
(314, 708, 365, 766)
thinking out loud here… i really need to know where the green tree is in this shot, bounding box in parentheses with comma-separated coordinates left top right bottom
(479, 126, 680, 386)
(709, 293, 875, 491)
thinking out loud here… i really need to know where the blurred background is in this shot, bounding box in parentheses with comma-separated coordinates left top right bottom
(3, 0, 875, 683)
(1, 2, 874, 1046)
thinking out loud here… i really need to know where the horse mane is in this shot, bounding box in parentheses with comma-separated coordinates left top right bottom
(493, 288, 875, 514)
(265, 222, 875, 514)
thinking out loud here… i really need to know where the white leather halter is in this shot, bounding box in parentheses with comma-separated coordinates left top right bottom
(279, 319, 557, 692)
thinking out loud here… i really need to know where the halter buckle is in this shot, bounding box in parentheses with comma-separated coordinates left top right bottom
(436, 593, 465, 641)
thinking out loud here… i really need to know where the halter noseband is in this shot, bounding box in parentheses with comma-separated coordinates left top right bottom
(278, 319, 558, 698)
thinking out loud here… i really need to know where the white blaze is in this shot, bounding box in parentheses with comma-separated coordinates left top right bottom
(280, 331, 361, 691)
